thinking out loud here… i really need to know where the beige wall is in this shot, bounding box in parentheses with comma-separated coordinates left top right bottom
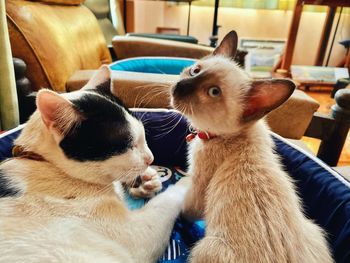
(134, 3, 350, 66)
(134, 1, 165, 34)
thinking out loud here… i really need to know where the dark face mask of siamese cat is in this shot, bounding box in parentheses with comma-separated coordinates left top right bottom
(171, 31, 295, 135)
(16, 66, 154, 185)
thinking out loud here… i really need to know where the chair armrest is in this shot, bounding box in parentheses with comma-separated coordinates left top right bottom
(112, 36, 213, 60)
(265, 90, 320, 139)
(305, 88, 350, 166)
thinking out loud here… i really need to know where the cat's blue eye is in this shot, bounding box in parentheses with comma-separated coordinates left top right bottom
(208, 87, 221, 97)
(189, 65, 201, 76)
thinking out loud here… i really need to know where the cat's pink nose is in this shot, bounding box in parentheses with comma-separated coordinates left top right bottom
(145, 154, 154, 165)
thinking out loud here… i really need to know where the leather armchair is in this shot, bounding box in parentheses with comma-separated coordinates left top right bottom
(6, 0, 111, 92)
(6, 0, 209, 93)
(84, 0, 124, 45)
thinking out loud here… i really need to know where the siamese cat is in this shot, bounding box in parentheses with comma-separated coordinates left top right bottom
(171, 31, 333, 263)
(0, 66, 190, 263)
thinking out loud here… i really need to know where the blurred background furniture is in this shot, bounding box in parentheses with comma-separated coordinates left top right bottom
(6, 0, 112, 93)
(5, 0, 350, 167)
(156, 27, 180, 35)
(87, 0, 199, 45)
(338, 39, 350, 72)
(280, 0, 350, 73)
(5, 0, 212, 121)
(85, 0, 125, 45)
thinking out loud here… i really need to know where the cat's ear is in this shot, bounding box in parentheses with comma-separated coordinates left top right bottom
(242, 79, 296, 122)
(83, 65, 113, 91)
(36, 89, 81, 134)
(213, 30, 238, 59)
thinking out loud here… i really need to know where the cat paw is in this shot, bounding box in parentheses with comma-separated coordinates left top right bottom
(129, 167, 162, 199)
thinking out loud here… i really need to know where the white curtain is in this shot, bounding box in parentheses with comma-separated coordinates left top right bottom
(0, 0, 19, 130)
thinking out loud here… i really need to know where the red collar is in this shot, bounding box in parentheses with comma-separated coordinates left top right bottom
(186, 128, 217, 142)
(12, 145, 47, 162)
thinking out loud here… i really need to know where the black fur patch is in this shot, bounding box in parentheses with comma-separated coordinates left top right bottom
(172, 74, 206, 99)
(87, 80, 131, 114)
(0, 169, 20, 198)
(59, 91, 134, 162)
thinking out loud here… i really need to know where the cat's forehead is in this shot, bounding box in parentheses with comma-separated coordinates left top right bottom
(65, 90, 128, 117)
(186, 56, 249, 88)
(61, 90, 85, 101)
(199, 56, 240, 72)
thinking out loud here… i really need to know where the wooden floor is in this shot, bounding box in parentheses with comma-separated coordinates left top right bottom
(301, 88, 350, 167)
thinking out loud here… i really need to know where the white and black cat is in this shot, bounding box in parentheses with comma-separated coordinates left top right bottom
(0, 66, 190, 263)
(171, 31, 333, 262)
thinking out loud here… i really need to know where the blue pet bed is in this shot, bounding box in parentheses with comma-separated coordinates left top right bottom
(0, 110, 349, 262)
(110, 57, 196, 75)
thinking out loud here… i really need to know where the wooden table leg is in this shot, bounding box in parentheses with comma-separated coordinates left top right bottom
(314, 6, 336, 66)
(281, 0, 304, 71)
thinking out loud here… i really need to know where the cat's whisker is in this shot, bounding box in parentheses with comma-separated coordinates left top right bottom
(150, 113, 183, 130)
(134, 89, 171, 108)
(153, 114, 184, 140)
(139, 110, 179, 124)
(143, 113, 182, 135)
(89, 168, 141, 198)
(132, 85, 170, 108)
(134, 84, 170, 107)
(189, 102, 195, 116)
(134, 88, 166, 108)
(132, 82, 170, 89)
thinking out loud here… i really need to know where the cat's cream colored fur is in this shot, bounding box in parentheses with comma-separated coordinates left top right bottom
(0, 66, 190, 263)
(171, 31, 333, 262)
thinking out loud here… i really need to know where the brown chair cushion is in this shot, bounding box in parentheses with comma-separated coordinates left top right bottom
(6, 0, 111, 92)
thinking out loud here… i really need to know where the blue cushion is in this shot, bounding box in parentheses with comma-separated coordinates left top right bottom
(110, 57, 196, 75)
(0, 125, 24, 161)
(0, 110, 349, 262)
(132, 110, 188, 169)
(273, 134, 350, 262)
